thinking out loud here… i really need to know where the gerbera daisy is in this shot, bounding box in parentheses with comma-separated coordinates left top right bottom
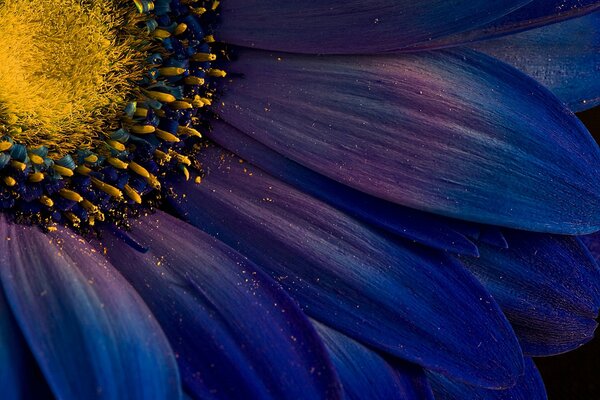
(1, 1, 599, 399)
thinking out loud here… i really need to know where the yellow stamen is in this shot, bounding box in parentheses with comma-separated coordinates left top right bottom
(0, 141, 12, 151)
(159, 67, 186, 76)
(208, 68, 226, 78)
(10, 160, 26, 172)
(124, 184, 142, 204)
(107, 157, 129, 169)
(59, 189, 84, 203)
(39, 195, 54, 207)
(84, 155, 99, 164)
(173, 23, 188, 35)
(144, 90, 177, 103)
(28, 172, 44, 183)
(155, 129, 181, 143)
(183, 76, 205, 85)
(0, 0, 149, 155)
(28, 154, 44, 165)
(177, 125, 202, 138)
(106, 140, 126, 152)
(130, 125, 156, 134)
(91, 177, 123, 198)
(3, 176, 16, 187)
(53, 164, 74, 177)
(191, 53, 217, 62)
(129, 161, 151, 178)
(75, 165, 92, 175)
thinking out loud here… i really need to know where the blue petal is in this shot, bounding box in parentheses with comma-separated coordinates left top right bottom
(0, 288, 52, 399)
(460, 231, 600, 356)
(0, 217, 181, 400)
(169, 147, 524, 389)
(412, 0, 600, 50)
(216, 0, 530, 54)
(0, 288, 28, 399)
(207, 120, 479, 256)
(428, 358, 547, 400)
(313, 321, 434, 400)
(97, 212, 342, 400)
(218, 48, 600, 234)
(581, 231, 600, 262)
(474, 11, 600, 112)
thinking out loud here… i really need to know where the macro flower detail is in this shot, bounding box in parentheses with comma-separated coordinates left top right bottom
(1, 1, 600, 399)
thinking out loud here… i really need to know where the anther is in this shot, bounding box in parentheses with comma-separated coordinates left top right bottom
(173, 23, 188, 35)
(59, 189, 84, 203)
(177, 125, 202, 137)
(207, 68, 227, 78)
(53, 164, 74, 177)
(107, 157, 129, 169)
(124, 184, 142, 204)
(84, 154, 98, 163)
(159, 67, 186, 76)
(106, 140, 126, 152)
(28, 172, 44, 183)
(130, 125, 156, 134)
(29, 154, 44, 165)
(155, 129, 180, 142)
(144, 90, 177, 103)
(10, 160, 26, 172)
(129, 161, 151, 178)
(191, 53, 216, 62)
(75, 165, 92, 175)
(39, 195, 54, 207)
(91, 177, 123, 198)
(183, 76, 205, 85)
(0, 142, 12, 151)
(3, 176, 16, 187)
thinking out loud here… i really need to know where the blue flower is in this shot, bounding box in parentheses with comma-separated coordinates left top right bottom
(1, 1, 600, 399)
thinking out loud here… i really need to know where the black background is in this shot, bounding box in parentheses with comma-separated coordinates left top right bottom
(536, 107, 600, 399)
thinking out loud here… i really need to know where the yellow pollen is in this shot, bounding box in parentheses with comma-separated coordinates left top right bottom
(0, 0, 148, 155)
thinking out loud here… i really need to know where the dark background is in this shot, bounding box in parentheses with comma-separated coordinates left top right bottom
(536, 107, 600, 399)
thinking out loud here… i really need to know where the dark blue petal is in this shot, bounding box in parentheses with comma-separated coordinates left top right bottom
(0, 288, 52, 399)
(216, 0, 530, 54)
(0, 217, 181, 400)
(428, 358, 547, 400)
(207, 120, 478, 256)
(169, 147, 524, 389)
(313, 321, 434, 400)
(460, 231, 600, 356)
(97, 211, 342, 400)
(0, 288, 28, 400)
(218, 48, 600, 234)
(581, 231, 600, 262)
(413, 0, 600, 50)
(474, 11, 600, 112)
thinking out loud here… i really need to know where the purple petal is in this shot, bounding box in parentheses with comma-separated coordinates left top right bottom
(460, 232, 600, 356)
(169, 147, 524, 389)
(313, 321, 434, 400)
(412, 0, 600, 50)
(97, 211, 342, 400)
(216, 0, 530, 54)
(207, 120, 479, 256)
(218, 48, 600, 234)
(474, 11, 600, 112)
(0, 217, 181, 400)
(428, 358, 547, 400)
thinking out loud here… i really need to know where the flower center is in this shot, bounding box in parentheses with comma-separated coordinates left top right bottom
(0, 0, 224, 228)
(0, 0, 147, 155)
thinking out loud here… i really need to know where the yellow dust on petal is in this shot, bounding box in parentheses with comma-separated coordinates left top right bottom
(0, 0, 149, 155)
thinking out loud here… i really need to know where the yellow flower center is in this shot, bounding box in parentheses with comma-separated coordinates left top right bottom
(0, 0, 147, 155)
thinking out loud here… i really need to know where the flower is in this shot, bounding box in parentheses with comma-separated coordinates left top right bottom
(1, 1, 600, 399)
